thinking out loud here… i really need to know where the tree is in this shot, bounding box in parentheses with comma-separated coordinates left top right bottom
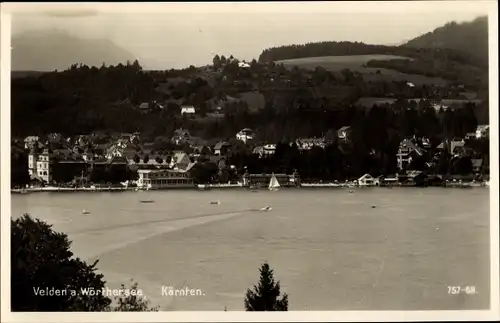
(11, 214, 159, 312)
(244, 262, 288, 311)
(11, 214, 112, 311)
(212, 54, 221, 69)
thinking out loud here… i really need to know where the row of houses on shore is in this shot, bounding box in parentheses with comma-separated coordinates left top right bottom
(19, 122, 489, 185)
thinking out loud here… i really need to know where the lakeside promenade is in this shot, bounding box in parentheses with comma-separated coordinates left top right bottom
(11, 180, 488, 194)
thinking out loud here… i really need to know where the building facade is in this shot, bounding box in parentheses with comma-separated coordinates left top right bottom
(137, 169, 194, 189)
(28, 148, 53, 183)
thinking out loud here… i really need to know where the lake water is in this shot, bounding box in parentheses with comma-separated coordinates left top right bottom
(11, 188, 490, 311)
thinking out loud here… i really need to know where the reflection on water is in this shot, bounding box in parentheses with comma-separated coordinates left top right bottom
(11, 188, 490, 311)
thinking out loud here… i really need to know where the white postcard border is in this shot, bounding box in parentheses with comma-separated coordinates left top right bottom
(1, 1, 499, 322)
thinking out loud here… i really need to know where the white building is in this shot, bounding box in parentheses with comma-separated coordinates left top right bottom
(475, 125, 489, 139)
(169, 151, 192, 170)
(236, 128, 254, 143)
(137, 168, 195, 189)
(181, 105, 196, 115)
(357, 174, 378, 186)
(28, 148, 53, 183)
(396, 139, 424, 171)
(238, 61, 251, 68)
(24, 136, 39, 149)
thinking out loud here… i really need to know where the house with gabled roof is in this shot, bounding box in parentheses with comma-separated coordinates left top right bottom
(181, 105, 196, 115)
(337, 126, 352, 141)
(214, 141, 231, 156)
(396, 138, 426, 171)
(357, 173, 378, 186)
(170, 151, 192, 170)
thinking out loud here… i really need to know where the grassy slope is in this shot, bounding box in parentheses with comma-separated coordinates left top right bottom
(276, 55, 447, 86)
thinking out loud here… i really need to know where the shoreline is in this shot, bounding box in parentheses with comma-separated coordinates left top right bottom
(11, 182, 488, 194)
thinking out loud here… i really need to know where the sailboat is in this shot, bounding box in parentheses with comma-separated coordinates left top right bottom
(268, 173, 280, 191)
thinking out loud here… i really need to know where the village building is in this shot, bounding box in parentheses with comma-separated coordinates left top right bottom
(295, 137, 326, 150)
(396, 139, 425, 171)
(171, 128, 192, 145)
(475, 125, 489, 139)
(214, 141, 232, 156)
(24, 136, 40, 150)
(136, 166, 195, 189)
(236, 128, 255, 143)
(337, 126, 352, 142)
(180, 105, 196, 115)
(356, 174, 378, 186)
(28, 147, 53, 183)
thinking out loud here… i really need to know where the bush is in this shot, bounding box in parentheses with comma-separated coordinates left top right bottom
(110, 280, 159, 312)
(244, 262, 288, 311)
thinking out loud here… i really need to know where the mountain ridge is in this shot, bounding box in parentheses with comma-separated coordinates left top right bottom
(12, 29, 138, 71)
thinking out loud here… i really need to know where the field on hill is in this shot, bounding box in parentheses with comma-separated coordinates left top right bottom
(276, 55, 448, 86)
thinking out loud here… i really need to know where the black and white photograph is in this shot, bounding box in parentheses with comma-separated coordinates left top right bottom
(1, 1, 499, 322)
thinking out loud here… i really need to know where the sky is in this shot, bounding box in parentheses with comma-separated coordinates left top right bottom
(7, 1, 494, 70)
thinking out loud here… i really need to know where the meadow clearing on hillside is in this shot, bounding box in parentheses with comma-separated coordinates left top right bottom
(276, 55, 448, 86)
(355, 97, 483, 109)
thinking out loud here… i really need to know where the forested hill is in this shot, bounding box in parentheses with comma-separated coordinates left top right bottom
(257, 16, 488, 68)
(12, 30, 137, 71)
(403, 16, 488, 65)
(258, 41, 396, 62)
(258, 41, 480, 67)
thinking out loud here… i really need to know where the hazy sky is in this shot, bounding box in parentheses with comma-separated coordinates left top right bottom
(8, 2, 494, 69)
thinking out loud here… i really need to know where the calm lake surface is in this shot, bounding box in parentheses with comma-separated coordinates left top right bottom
(11, 188, 490, 311)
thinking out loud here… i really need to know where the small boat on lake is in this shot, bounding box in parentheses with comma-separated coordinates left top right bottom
(82, 209, 90, 215)
(268, 173, 280, 191)
(140, 200, 155, 203)
(260, 206, 272, 211)
(210, 200, 221, 205)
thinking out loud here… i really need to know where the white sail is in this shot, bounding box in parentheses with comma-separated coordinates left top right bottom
(268, 174, 280, 190)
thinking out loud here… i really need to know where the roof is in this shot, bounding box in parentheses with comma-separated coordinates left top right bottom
(238, 128, 253, 133)
(297, 137, 324, 144)
(358, 174, 374, 181)
(253, 146, 264, 154)
(406, 170, 424, 178)
(138, 164, 195, 174)
(139, 102, 149, 109)
(399, 139, 424, 155)
(181, 106, 196, 114)
(173, 151, 189, 164)
(173, 128, 191, 136)
(471, 158, 483, 167)
(186, 136, 207, 146)
(338, 126, 351, 132)
(214, 141, 230, 150)
(109, 156, 128, 164)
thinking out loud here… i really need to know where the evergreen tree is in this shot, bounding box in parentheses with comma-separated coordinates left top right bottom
(244, 262, 288, 311)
